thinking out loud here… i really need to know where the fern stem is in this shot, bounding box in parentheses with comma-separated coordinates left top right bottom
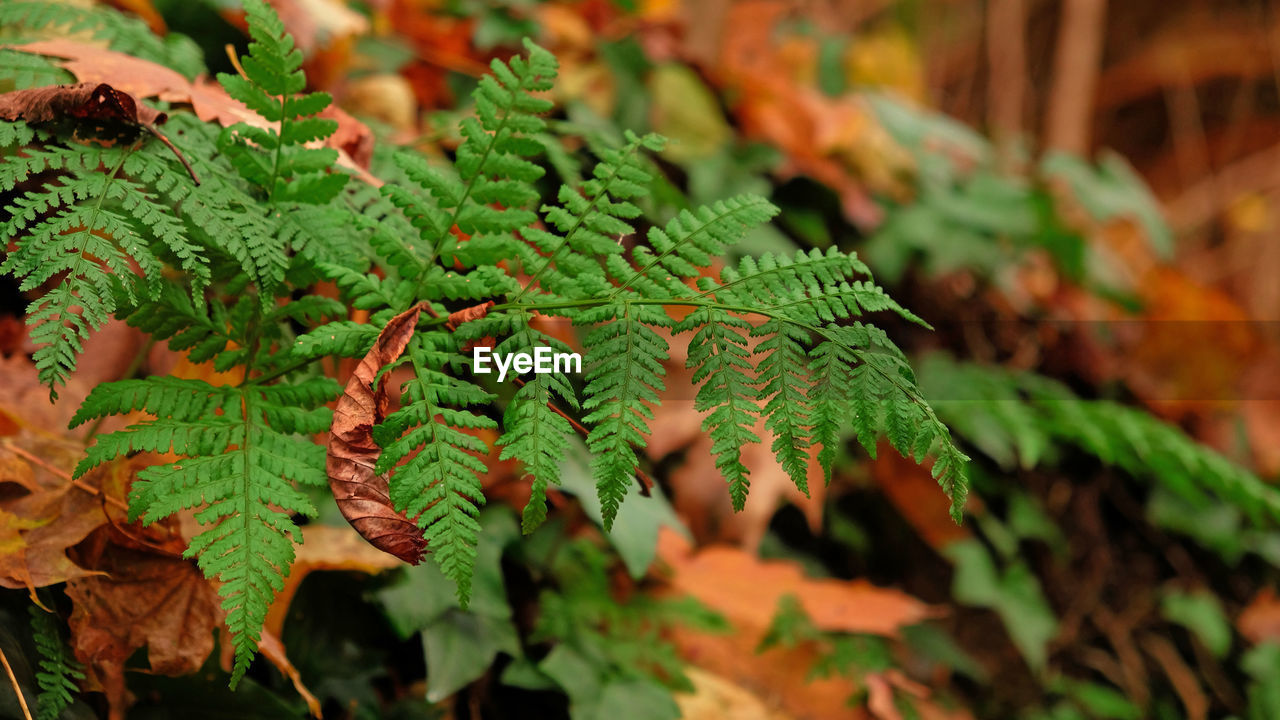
(265, 91, 288, 203)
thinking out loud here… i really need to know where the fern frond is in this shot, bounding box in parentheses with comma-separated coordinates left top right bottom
(380, 40, 556, 285)
(612, 194, 780, 296)
(754, 319, 813, 495)
(71, 377, 329, 685)
(677, 307, 759, 508)
(581, 303, 671, 528)
(375, 332, 496, 603)
(29, 606, 84, 720)
(499, 374, 574, 533)
(0, 141, 211, 395)
(515, 131, 663, 299)
(807, 340, 853, 485)
(0, 49, 72, 90)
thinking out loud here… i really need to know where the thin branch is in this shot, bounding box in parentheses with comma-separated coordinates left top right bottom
(986, 0, 1027, 167)
(0, 643, 34, 720)
(0, 438, 130, 513)
(1045, 0, 1108, 154)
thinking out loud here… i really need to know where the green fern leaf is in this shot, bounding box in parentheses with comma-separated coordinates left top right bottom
(678, 307, 760, 509)
(29, 606, 84, 720)
(376, 332, 496, 603)
(581, 303, 671, 528)
(71, 378, 329, 686)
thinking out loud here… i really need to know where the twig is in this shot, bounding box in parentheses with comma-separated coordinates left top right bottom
(0, 643, 34, 720)
(1142, 634, 1208, 720)
(225, 44, 249, 81)
(100, 496, 184, 559)
(1045, 0, 1108, 154)
(141, 122, 199, 185)
(0, 439, 130, 513)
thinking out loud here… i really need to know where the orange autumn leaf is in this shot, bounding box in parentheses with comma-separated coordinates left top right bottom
(1238, 587, 1280, 645)
(657, 529, 940, 637)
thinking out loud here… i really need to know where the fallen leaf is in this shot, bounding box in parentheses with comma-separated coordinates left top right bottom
(67, 526, 220, 720)
(327, 302, 429, 564)
(871, 447, 973, 551)
(1238, 588, 1280, 645)
(664, 623, 866, 720)
(5, 40, 188, 100)
(257, 630, 322, 719)
(657, 529, 940, 638)
(675, 667, 794, 720)
(0, 81, 165, 126)
(665, 415, 826, 550)
(657, 531, 940, 720)
(0, 435, 113, 594)
(6, 40, 376, 178)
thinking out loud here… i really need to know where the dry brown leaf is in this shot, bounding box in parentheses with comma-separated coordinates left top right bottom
(0, 436, 113, 594)
(6, 40, 376, 178)
(67, 527, 220, 720)
(7, 40, 188, 99)
(327, 303, 428, 564)
(0, 81, 166, 126)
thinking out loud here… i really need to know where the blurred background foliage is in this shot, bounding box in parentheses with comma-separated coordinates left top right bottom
(4, 0, 1280, 719)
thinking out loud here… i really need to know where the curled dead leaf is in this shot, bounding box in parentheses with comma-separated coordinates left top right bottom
(6, 40, 375, 180)
(326, 303, 428, 564)
(0, 81, 197, 182)
(446, 300, 494, 331)
(0, 81, 165, 126)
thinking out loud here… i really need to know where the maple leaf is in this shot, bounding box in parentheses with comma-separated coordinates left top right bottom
(66, 526, 220, 720)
